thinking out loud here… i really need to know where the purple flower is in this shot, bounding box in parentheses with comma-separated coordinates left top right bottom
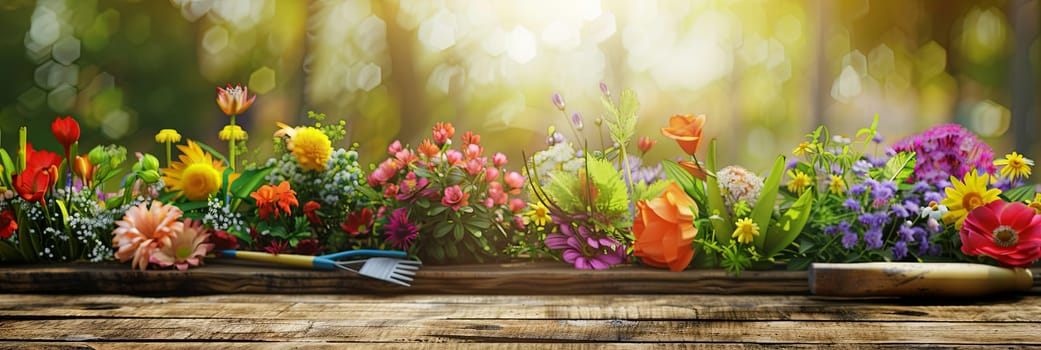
(841, 231, 859, 249)
(546, 232, 625, 270)
(824, 220, 851, 236)
(872, 134, 884, 144)
(785, 158, 799, 171)
(890, 124, 996, 183)
(891, 203, 911, 218)
(892, 241, 908, 260)
(551, 92, 566, 110)
(911, 181, 931, 193)
(842, 197, 862, 211)
(546, 131, 566, 146)
(864, 227, 884, 250)
(852, 160, 872, 177)
(898, 223, 918, 243)
(858, 212, 889, 228)
(571, 111, 584, 130)
(599, 82, 610, 97)
(384, 208, 418, 250)
(924, 191, 944, 204)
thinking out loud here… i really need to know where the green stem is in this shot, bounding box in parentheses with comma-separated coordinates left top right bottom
(229, 115, 237, 172)
(165, 142, 172, 168)
(18, 127, 26, 172)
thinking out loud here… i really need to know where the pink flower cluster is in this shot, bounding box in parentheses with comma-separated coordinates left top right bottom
(366, 122, 528, 217)
(891, 124, 996, 184)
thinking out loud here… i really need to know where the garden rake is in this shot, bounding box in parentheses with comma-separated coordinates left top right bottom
(219, 249, 421, 287)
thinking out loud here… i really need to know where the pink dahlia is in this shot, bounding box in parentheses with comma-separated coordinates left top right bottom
(150, 219, 214, 270)
(112, 201, 184, 271)
(960, 200, 1041, 267)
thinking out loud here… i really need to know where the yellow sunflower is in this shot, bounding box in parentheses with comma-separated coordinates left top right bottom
(291, 127, 332, 172)
(994, 152, 1033, 181)
(162, 140, 226, 201)
(941, 171, 1001, 229)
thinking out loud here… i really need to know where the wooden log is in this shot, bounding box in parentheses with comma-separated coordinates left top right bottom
(810, 263, 1034, 297)
(0, 261, 807, 295)
(0, 318, 1039, 344)
(1, 294, 1039, 322)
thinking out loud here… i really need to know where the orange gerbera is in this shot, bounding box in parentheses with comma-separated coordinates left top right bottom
(251, 181, 299, 220)
(112, 201, 184, 271)
(660, 114, 707, 156)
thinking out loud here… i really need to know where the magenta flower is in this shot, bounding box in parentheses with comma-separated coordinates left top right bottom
(396, 172, 429, 201)
(384, 208, 418, 250)
(545, 232, 625, 270)
(387, 140, 403, 155)
(442, 185, 470, 211)
(891, 124, 996, 184)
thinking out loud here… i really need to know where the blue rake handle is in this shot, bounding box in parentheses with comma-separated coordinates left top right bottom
(219, 249, 408, 270)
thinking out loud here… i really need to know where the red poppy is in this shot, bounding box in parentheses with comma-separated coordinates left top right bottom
(51, 116, 80, 157)
(0, 210, 17, 239)
(340, 208, 374, 236)
(303, 201, 322, 226)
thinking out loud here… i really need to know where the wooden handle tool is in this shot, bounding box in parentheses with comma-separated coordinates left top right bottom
(809, 262, 1033, 297)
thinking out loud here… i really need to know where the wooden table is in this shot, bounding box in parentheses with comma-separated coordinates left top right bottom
(1, 262, 1039, 348)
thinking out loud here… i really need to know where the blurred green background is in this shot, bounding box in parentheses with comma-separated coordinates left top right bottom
(1, 0, 1038, 177)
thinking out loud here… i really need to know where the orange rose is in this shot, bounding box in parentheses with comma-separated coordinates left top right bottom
(633, 182, 698, 271)
(660, 114, 706, 156)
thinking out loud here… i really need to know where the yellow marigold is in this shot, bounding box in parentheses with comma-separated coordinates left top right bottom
(291, 127, 332, 172)
(162, 140, 225, 201)
(732, 217, 759, 244)
(219, 125, 248, 141)
(155, 129, 182, 144)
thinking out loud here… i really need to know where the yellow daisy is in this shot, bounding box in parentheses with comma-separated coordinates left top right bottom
(792, 141, 814, 156)
(828, 174, 846, 195)
(786, 170, 812, 194)
(525, 202, 551, 227)
(732, 217, 759, 244)
(162, 140, 226, 201)
(1027, 193, 1041, 214)
(994, 152, 1033, 181)
(291, 127, 332, 172)
(941, 171, 1002, 229)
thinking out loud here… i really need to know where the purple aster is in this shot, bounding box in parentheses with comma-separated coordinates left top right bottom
(911, 181, 931, 193)
(384, 208, 418, 250)
(890, 124, 997, 184)
(864, 227, 884, 250)
(785, 158, 799, 171)
(842, 197, 862, 211)
(824, 220, 852, 236)
(852, 160, 872, 177)
(891, 203, 911, 218)
(858, 212, 889, 228)
(872, 134, 884, 144)
(849, 183, 868, 196)
(841, 231, 859, 249)
(923, 191, 944, 204)
(892, 241, 908, 260)
(898, 223, 918, 243)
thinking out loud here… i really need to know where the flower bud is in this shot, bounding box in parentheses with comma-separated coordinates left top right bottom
(139, 170, 161, 184)
(140, 154, 160, 171)
(551, 92, 565, 110)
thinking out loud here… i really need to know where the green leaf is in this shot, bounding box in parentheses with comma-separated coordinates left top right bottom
(705, 139, 734, 244)
(429, 245, 445, 262)
(193, 141, 226, 163)
(444, 242, 458, 258)
(453, 223, 464, 241)
(230, 166, 274, 199)
(600, 95, 619, 120)
(0, 149, 15, 187)
(0, 241, 26, 262)
(880, 152, 916, 183)
(662, 160, 696, 196)
(763, 190, 813, 258)
(750, 155, 786, 251)
(174, 200, 210, 213)
(433, 223, 452, 238)
(1003, 185, 1037, 203)
(427, 205, 448, 217)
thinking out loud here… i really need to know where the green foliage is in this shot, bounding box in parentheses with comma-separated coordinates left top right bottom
(877, 152, 916, 183)
(1002, 184, 1037, 203)
(763, 190, 813, 258)
(705, 139, 734, 244)
(750, 155, 785, 250)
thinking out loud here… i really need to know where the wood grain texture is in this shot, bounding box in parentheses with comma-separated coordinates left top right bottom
(1, 342, 1025, 349)
(0, 261, 808, 295)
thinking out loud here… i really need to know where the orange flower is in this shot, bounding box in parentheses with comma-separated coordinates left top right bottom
(251, 181, 299, 220)
(432, 122, 455, 145)
(216, 83, 256, 116)
(660, 114, 706, 156)
(632, 182, 698, 271)
(677, 160, 707, 180)
(417, 139, 440, 159)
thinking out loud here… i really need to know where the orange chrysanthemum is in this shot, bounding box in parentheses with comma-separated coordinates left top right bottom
(251, 181, 299, 220)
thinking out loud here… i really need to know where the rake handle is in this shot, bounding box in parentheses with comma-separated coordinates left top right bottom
(220, 250, 320, 269)
(810, 262, 1033, 297)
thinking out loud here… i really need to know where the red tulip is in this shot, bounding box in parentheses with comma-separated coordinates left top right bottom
(14, 143, 63, 205)
(51, 116, 80, 157)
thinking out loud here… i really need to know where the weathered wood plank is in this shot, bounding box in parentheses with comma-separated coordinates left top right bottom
(0, 261, 807, 295)
(1, 294, 1039, 323)
(2, 342, 1025, 350)
(0, 318, 1038, 344)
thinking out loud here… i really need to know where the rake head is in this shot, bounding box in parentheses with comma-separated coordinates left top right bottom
(336, 257, 422, 287)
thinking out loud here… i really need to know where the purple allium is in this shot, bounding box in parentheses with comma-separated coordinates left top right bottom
(384, 208, 418, 250)
(551, 92, 566, 110)
(890, 124, 996, 184)
(841, 231, 859, 249)
(892, 241, 908, 260)
(864, 227, 884, 250)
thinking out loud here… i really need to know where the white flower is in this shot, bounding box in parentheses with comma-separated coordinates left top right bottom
(716, 166, 764, 210)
